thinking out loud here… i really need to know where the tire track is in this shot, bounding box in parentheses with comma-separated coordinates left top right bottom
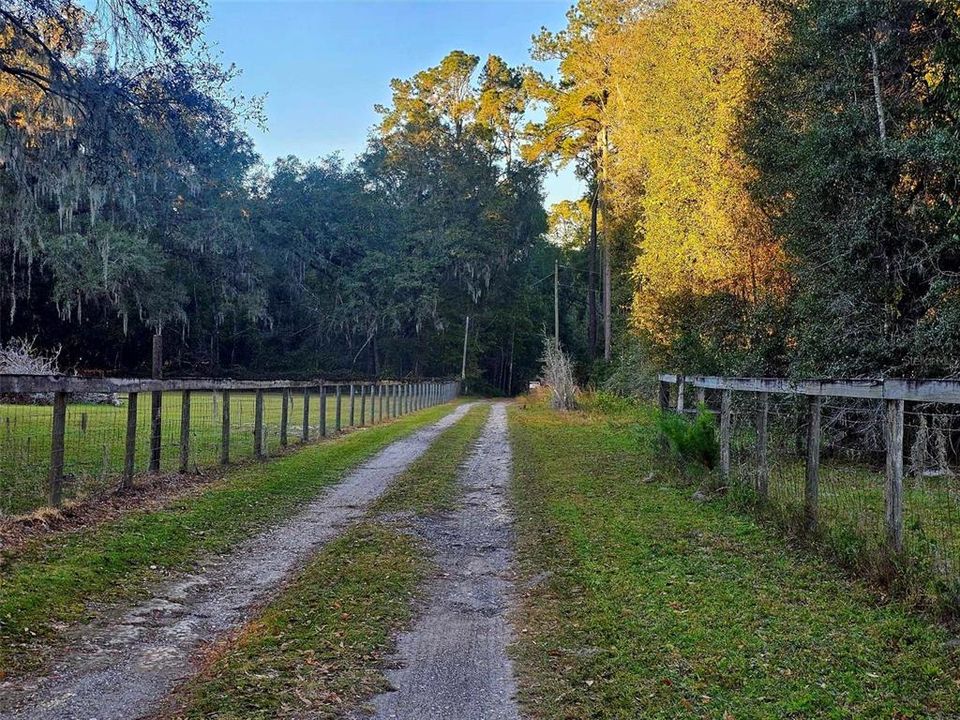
(369, 402, 519, 720)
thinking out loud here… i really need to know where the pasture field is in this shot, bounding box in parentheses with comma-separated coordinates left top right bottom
(0, 388, 393, 515)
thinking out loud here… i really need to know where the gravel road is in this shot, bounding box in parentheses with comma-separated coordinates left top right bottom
(369, 402, 520, 720)
(0, 403, 473, 720)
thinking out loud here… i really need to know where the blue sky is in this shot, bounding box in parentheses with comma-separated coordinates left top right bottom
(206, 0, 582, 205)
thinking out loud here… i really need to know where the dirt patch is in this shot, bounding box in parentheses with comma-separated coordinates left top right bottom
(367, 402, 520, 720)
(0, 404, 473, 720)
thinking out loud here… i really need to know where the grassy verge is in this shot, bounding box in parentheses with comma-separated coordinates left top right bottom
(0, 402, 456, 677)
(163, 403, 490, 717)
(164, 523, 424, 720)
(509, 396, 960, 719)
(374, 402, 490, 514)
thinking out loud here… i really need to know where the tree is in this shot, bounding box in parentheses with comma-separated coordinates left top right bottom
(746, 0, 960, 376)
(610, 0, 786, 372)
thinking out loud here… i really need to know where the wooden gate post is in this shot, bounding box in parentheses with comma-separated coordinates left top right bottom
(349, 384, 356, 426)
(149, 332, 162, 472)
(280, 389, 289, 448)
(179, 390, 192, 472)
(120, 393, 137, 490)
(885, 398, 905, 555)
(805, 395, 822, 532)
(335, 385, 343, 432)
(254, 389, 265, 459)
(49, 390, 68, 506)
(676, 375, 686, 415)
(302, 389, 311, 442)
(719, 389, 732, 477)
(695, 387, 706, 408)
(221, 390, 231, 465)
(319, 386, 327, 437)
(122, 392, 138, 488)
(757, 392, 769, 500)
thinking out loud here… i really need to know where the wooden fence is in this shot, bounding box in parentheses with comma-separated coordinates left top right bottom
(0, 375, 458, 511)
(657, 374, 960, 562)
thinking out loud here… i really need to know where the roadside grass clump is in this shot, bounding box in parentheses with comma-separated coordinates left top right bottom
(165, 523, 425, 720)
(0, 403, 456, 677)
(374, 402, 489, 515)
(508, 398, 959, 719)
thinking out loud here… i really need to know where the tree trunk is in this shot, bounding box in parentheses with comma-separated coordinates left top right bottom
(603, 239, 612, 361)
(588, 185, 599, 358)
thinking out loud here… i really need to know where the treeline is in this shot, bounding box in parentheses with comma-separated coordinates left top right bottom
(0, 4, 552, 390)
(535, 0, 960, 380)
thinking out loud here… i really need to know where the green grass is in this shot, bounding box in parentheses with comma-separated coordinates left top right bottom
(166, 523, 425, 720)
(0, 387, 401, 515)
(0, 402, 455, 677)
(164, 404, 490, 717)
(508, 396, 960, 719)
(374, 402, 490, 515)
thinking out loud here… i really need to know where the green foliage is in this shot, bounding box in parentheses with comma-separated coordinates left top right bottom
(656, 405, 718, 472)
(746, 0, 960, 377)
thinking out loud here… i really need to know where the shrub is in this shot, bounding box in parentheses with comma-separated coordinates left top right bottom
(657, 405, 719, 475)
(541, 335, 577, 411)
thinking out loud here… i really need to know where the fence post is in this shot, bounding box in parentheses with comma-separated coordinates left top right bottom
(149, 333, 162, 472)
(254, 389, 265, 459)
(658, 379, 671, 412)
(349, 384, 356, 426)
(676, 375, 686, 415)
(756, 392, 769, 500)
(302, 389, 311, 442)
(805, 395, 822, 532)
(122, 392, 138, 489)
(48, 390, 68, 506)
(360, 384, 367, 426)
(179, 390, 192, 473)
(695, 387, 706, 408)
(336, 385, 343, 431)
(378, 383, 384, 422)
(280, 389, 289, 448)
(319, 386, 327, 437)
(885, 398, 905, 555)
(221, 390, 231, 465)
(719, 389, 732, 477)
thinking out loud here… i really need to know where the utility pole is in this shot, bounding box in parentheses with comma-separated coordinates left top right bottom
(554, 259, 560, 350)
(461, 315, 470, 380)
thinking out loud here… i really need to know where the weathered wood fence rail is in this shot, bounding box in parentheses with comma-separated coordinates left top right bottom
(657, 374, 960, 561)
(0, 376, 458, 511)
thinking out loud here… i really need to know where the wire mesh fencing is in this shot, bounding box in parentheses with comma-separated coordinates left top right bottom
(662, 375, 960, 610)
(0, 378, 458, 517)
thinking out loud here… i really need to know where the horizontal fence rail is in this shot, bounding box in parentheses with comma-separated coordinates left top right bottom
(658, 374, 960, 608)
(0, 376, 459, 516)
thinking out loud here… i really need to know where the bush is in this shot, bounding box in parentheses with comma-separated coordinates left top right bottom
(657, 405, 719, 475)
(541, 335, 577, 411)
